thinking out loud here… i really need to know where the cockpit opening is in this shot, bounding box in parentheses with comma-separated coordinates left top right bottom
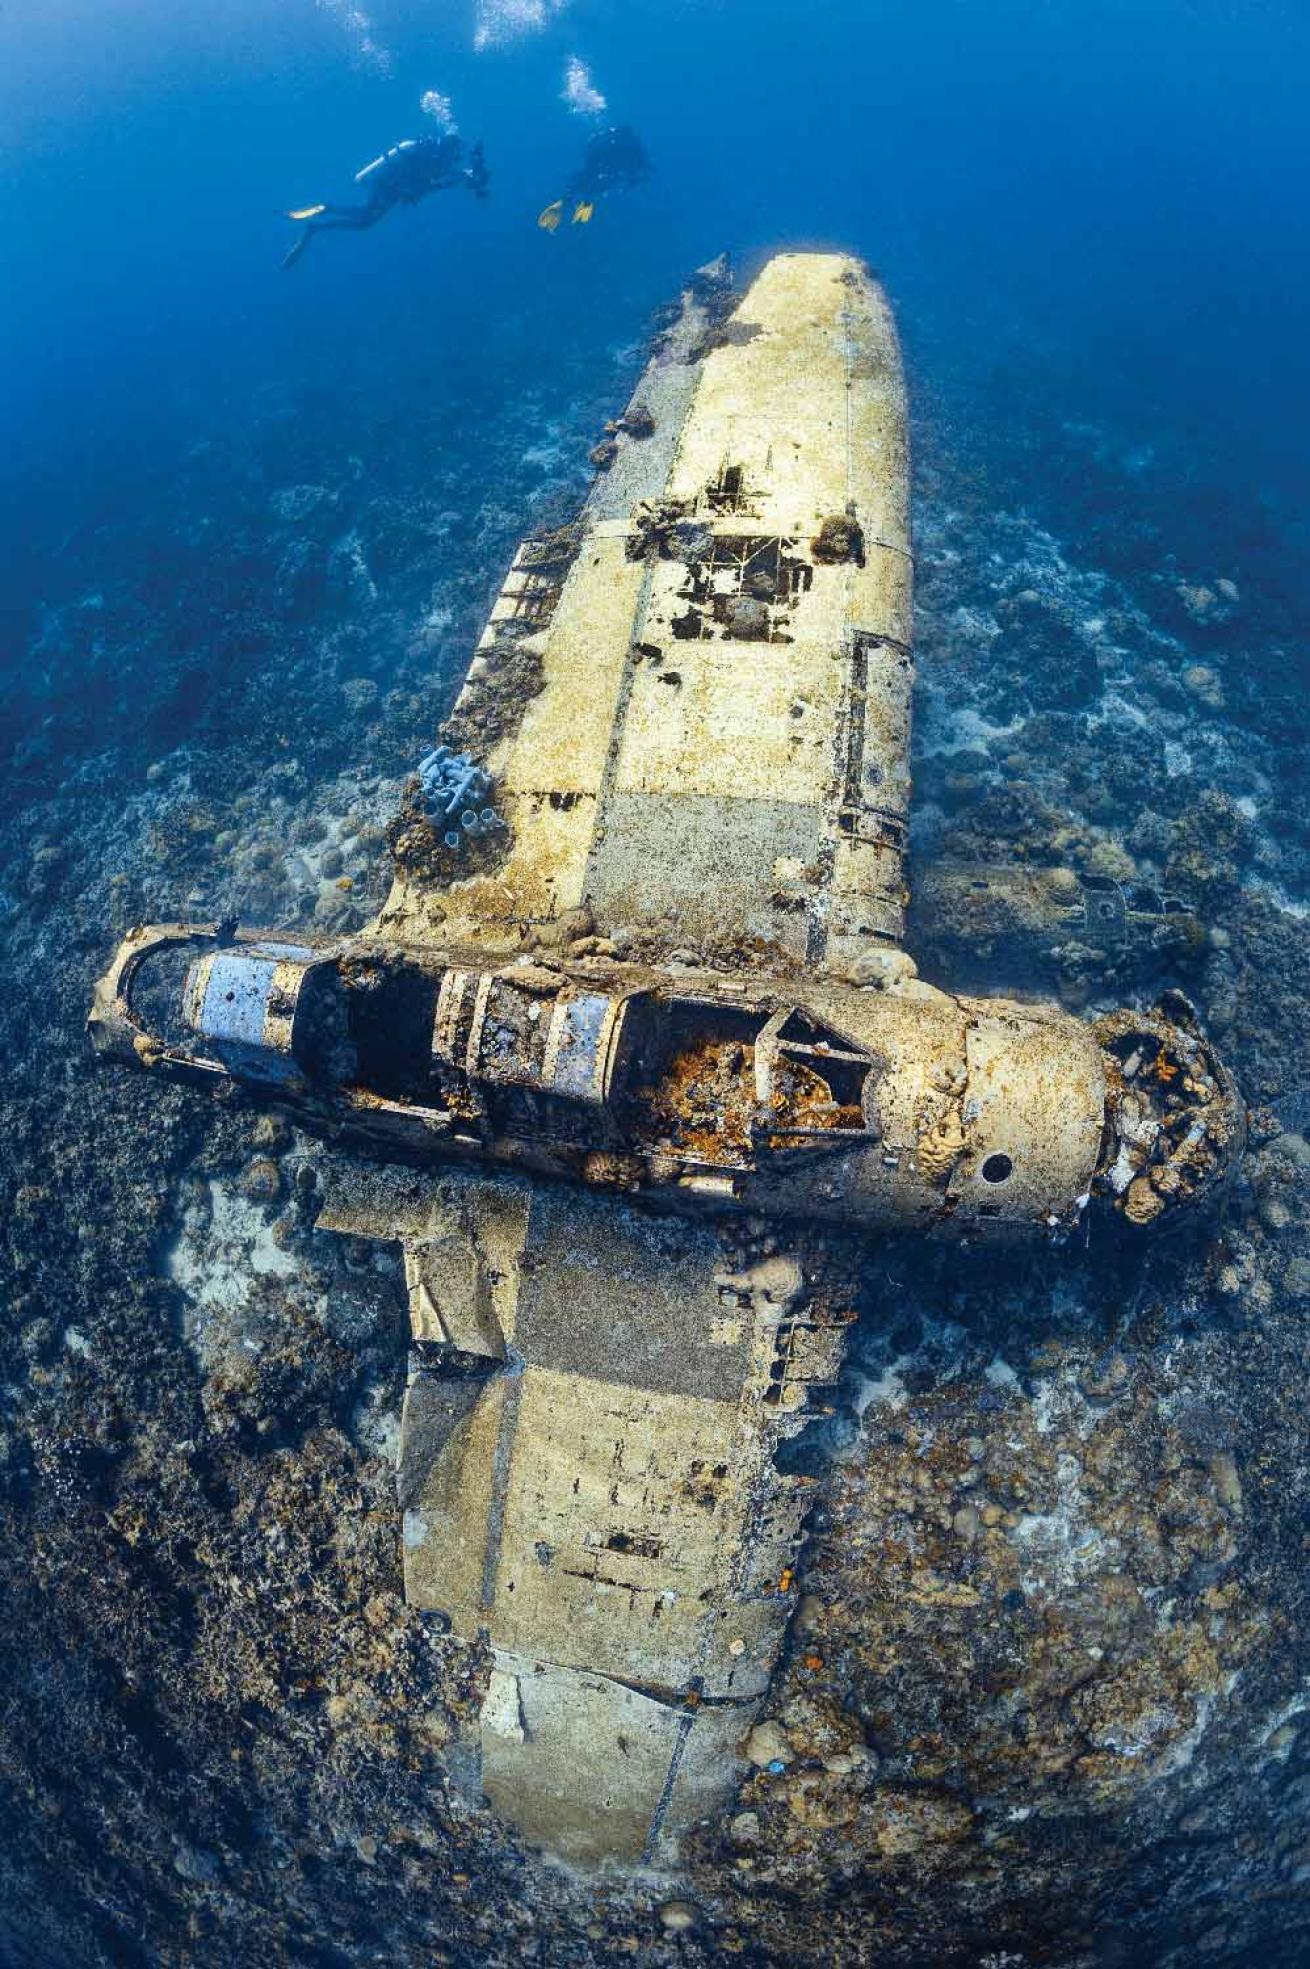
(338, 950, 439, 1099)
(614, 998, 877, 1166)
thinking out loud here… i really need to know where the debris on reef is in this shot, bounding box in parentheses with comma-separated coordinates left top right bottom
(414, 745, 502, 849)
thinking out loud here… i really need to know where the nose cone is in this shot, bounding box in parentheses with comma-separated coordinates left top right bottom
(1093, 991, 1243, 1228)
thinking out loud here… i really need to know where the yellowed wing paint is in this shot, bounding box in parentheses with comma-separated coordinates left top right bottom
(385, 253, 912, 964)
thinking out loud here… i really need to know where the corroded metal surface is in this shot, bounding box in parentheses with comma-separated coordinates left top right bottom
(382, 253, 911, 965)
(912, 859, 1202, 983)
(89, 252, 1242, 1870)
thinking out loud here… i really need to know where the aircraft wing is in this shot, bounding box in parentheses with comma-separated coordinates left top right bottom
(319, 1159, 849, 1866)
(385, 254, 912, 972)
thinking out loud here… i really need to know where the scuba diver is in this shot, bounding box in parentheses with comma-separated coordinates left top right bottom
(538, 124, 649, 233)
(284, 133, 490, 268)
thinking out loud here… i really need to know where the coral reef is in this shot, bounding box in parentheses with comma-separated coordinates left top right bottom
(2, 281, 1309, 1965)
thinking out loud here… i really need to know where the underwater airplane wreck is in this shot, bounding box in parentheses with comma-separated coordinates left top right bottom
(90, 252, 1242, 1868)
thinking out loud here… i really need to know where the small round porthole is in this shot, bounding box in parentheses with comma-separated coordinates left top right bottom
(982, 1153, 1014, 1185)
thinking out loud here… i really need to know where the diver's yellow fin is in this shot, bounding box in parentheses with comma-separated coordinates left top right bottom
(537, 199, 564, 233)
(287, 204, 327, 221)
(572, 200, 595, 225)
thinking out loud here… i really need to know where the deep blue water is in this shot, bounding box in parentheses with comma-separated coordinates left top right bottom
(3, 0, 1309, 733)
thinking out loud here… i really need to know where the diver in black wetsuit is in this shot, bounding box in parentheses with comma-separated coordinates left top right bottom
(284, 134, 489, 267)
(538, 124, 649, 232)
(572, 124, 650, 200)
